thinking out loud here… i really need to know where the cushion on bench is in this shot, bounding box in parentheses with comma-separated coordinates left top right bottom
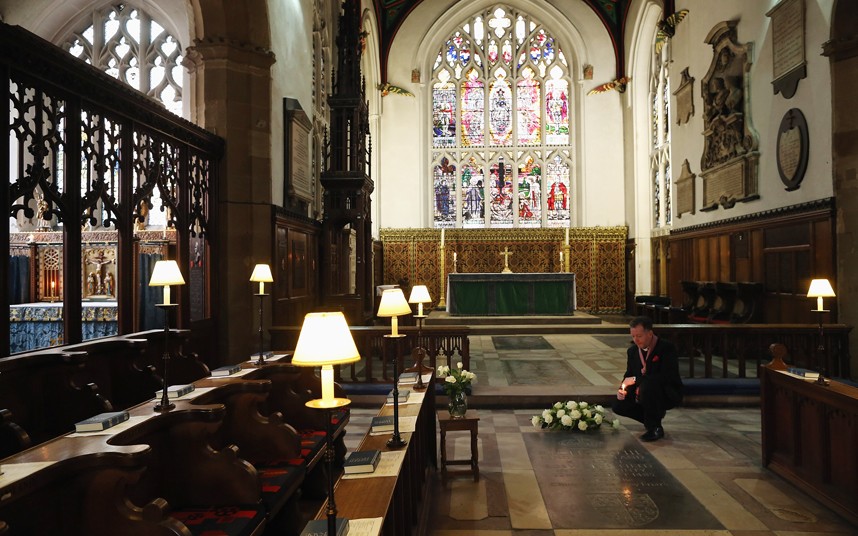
(170, 505, 266, 536)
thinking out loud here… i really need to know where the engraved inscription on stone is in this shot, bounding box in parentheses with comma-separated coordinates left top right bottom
(704, 161, 745, 208)
(769, 0, 805, 79)
(290, 120, 312, 201)
(675, 159, 696, 218)
(778, 127, 801, 181)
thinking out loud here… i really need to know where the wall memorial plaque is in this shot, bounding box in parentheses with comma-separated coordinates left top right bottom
(283, 98, 313, 204)
(674, 159, 696, 218)
(776, 108, 808, 191)
(767, 0, 806, 98)
(672, 68, 695, 125)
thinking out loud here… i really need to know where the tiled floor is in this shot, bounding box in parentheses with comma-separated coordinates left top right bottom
(342, 330, 857, 535)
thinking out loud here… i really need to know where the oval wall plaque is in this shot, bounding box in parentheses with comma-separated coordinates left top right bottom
(776, 108, 808, 191)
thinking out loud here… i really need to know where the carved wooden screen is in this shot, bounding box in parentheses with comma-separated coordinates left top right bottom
(1, 23, 222, 355)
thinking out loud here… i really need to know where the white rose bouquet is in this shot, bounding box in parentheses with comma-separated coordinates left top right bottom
(436, 361, 476, 397)
(531, 400, 620, 431)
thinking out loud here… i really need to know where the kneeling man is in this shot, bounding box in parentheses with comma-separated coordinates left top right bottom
(612, 316, 683, 441)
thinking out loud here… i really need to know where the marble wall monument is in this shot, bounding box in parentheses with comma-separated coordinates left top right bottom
(700, 21, 760, 211)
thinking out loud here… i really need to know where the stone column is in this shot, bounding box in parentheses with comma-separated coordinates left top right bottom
(185, 38, 276, 361)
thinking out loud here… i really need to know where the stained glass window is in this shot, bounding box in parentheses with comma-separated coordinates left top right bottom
(651, 37, 672, 228)
(461, 156, 485, 227)
(546, 154, 570, 226)
(489, 71, 513, 146)
(434, 157, 457, 227)
(461, 69, 485, 147)
(489, 156, 513, 227)
(517, 156, 541, 227)
(430, 5, 572, 228)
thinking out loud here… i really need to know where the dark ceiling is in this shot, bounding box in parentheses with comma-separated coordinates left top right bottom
(370, 0, 658, 82)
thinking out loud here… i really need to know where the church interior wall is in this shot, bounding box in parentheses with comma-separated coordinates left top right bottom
(269, 0, 314, 210)
(668, 0, 834, 230)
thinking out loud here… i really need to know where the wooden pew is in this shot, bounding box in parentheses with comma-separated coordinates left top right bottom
(0, 418, 193, 535)
(0, 350, 113, 445)
(0, 409, 30, 459)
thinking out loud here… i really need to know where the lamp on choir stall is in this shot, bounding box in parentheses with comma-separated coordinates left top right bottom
(807, 278, 835, 385)
(249, 263, 274, 366)
(148, 260, 186, 411)
(408, 285, 433, 391)
(291, 312, 360, 536)
(377, 288, 412, 448)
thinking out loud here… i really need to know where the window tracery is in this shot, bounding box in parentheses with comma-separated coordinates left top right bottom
(431, 5, 572, 228)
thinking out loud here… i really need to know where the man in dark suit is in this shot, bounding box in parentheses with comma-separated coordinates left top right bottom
(612, 316, 683, 441)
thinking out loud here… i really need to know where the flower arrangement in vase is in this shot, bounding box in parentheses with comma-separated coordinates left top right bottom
(437, 362, 476, 418)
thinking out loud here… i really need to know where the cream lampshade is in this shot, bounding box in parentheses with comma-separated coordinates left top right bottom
(378, 288, 412, 336)
(408, 285, 432, 316)
(292, 312, 360, 406)
(807, 278, 835, 311)
(249, 263, 274, 294)
(148, 260, 185, 305)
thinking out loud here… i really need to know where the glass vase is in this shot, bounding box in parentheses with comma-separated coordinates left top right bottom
(448, 390, 468, 418)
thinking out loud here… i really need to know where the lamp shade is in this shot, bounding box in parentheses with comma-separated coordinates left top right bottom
(292, 312, 361, 367)
(408, 285, 431, 304)
(249, 263, 274, 283)
(807, 279, 835, 298)
(148, 260, 185, 286)
(377, 288, 411, 317)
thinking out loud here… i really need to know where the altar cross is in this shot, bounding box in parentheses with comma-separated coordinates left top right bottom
(499, 247, 513, 274)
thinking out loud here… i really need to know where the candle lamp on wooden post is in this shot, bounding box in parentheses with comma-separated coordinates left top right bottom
(408, 285, 433, 391)
(291, 312, 360, 536)
(148, 260, 185, 412)
(807, 278, 835, 385)
(249, 263, 274, 366)
(378, 288, 412, 448)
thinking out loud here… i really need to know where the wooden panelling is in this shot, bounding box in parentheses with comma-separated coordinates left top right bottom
(667, 203, 835, 323)
(273, 211, 321, 326)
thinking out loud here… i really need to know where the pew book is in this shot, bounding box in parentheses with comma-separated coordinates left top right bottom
(398, 371, 419, 384)
(343, 449, 381, 474)
(299, 517, 349, 536)
(386, 389, 410, 403)
(75, 411, 130, 432)
(786, 367, 820, 380)
(370, 415, 395, 433)
(211, 364, 242, 377)
(154, 384, 195, 399)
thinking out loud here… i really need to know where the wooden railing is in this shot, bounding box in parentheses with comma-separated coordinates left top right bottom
(656, 324, 852, 379)
(270, 325, 470, 383)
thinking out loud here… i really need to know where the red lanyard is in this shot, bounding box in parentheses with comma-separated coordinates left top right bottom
(637, 335, 658, 375)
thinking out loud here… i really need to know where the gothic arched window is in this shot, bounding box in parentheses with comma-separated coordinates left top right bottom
(431, 5, 573, 229)
(650, 40, 672, 227)
(65, 4, 184, 117)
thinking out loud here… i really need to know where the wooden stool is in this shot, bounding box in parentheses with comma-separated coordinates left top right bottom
(437, 410, 480, 486)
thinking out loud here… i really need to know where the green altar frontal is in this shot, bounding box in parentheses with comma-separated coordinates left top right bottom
(447, 273, 576, 316)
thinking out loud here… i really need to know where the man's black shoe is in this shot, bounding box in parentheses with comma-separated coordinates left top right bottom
(640, 426, 664, 442)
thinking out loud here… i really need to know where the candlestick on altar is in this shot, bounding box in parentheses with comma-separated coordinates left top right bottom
(565, 227, 569, 243)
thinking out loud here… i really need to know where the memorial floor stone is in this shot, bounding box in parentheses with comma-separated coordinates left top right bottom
(501, 359, 589, 386)
(523, 431, 723, 530)
(492, 335, 554, 350)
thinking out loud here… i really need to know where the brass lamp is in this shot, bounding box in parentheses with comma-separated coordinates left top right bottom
(807, 278, 835, 385)
(408, 285, 433, 391)
(148, 260, 185, 411)
(292, 312, 360, 535)
(249, 263, 274, 366)
(377, 288, 412, 448)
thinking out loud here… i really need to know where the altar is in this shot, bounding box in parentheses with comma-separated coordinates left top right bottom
(9, 302, 118, 353)
(447, 273, 576, 316)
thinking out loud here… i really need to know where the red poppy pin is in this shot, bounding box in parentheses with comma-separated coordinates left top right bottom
(652, 355, 660, 363)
